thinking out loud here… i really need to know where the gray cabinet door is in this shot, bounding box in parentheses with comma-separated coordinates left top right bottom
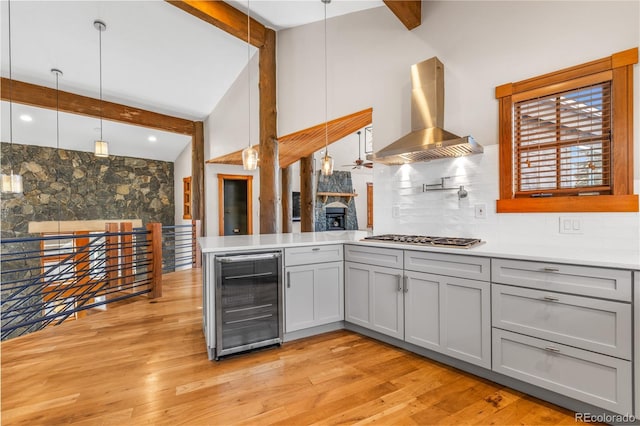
(285, 261, 344, 333)
(405, 271, 490, 368)
(345, 261, 404, 339)
(285, 266, 315, 332)
(493, 328, 632, 415)
(404, 271, 443, 352)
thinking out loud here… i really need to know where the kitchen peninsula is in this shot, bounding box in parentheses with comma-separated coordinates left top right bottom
(200, 231, 639, 419)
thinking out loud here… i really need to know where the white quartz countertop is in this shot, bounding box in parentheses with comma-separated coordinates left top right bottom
(199, 231, 640, 270)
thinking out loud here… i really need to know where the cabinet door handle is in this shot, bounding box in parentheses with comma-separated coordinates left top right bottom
(287, 271, 291, 288)
(397, 274, 403, 292)
(312, 247, 321, 251)
(542, 295, 559, 302)
(544, 346, 561, 353)
(541, 267, 560, 272)
(403, 275, 408, 293)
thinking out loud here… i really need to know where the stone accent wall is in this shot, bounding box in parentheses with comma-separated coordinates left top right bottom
(1, 143, 174, 237)
(315, 171, 358, 232)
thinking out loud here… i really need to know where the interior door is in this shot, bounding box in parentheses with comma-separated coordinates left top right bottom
(217, 174, 253, 236)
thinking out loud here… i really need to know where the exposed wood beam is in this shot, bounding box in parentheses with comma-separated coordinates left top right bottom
(281, 166, 292, 233)
(1, 78, 194, 136)
(192, 121, 205, 231)
(166, 0, 266, 48)
(300, 155, 314, 232)
(259, 28, 278, 234)
(205, 108, 373, 168)
(383, 0, 422, 30)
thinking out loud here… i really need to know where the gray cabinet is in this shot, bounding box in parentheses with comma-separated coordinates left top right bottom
(345, 261, 404, 340)
(493, 328, 632, 415)
(284, 246, 344, 333)
(404, 270, 491, 368)
(491, 259, 634, 415)
(492, 284, 631, 359)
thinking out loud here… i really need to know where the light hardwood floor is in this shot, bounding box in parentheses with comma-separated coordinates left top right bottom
(2, 269, 584, 425)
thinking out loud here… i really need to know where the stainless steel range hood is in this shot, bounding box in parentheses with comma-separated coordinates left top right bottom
(372, 57, 482, 165)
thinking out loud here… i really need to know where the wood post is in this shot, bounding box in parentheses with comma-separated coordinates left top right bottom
(147, 223, 163, 298)
(105, 223, 120, 295)
(300, 155, 315, 232)
(259, 28, 278, 234)
(120, 222, 134, 290)
(192, 220, 202, 268)
(281, 166, 292, 233)
(192, 121, 205, 232)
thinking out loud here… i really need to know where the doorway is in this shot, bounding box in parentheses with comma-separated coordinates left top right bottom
(217, 174, 253, 236)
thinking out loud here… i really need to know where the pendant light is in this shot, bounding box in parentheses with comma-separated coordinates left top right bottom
(241, 0, 258, 171)
(320, 0, 333, 176)
(52, 68, 63, 235)
(1, 0, 24, 194)
(93, 19, 108, 158)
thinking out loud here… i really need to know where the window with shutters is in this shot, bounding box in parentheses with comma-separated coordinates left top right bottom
(496, 48, 638, 213)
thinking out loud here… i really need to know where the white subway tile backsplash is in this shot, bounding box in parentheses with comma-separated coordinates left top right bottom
(374, 144, 640, 251)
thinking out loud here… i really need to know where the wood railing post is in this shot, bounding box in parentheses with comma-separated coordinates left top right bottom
(105, 223, 119, 296)
(147, 222, 163, 298)
(192, 220, 202, 269)
(120, 222, 133, 291)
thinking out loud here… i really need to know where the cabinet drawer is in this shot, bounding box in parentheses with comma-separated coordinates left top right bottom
(344, 244, 403, 269)
(492, 284, 631, 359)
(492, 259, 631, 301)
(285, 244, 343, 266)
(493, 329, 632, 415)
(405, 250, 490, 281)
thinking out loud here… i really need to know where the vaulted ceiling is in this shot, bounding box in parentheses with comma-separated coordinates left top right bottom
(0, 1, 415, 162)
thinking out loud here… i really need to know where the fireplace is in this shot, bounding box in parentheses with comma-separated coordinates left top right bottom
(325, 207, 346, 230)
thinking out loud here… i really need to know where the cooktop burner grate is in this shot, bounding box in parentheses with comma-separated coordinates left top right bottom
(362, 234, 483, 248)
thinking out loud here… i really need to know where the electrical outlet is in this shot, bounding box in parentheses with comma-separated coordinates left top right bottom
(559, 216, 583, 234)
(392, 205, 400, 218)
(474, 204, 487, 219)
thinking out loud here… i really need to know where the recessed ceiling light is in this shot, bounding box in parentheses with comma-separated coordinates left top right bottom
(19, 114, 32, 122)
(148, 136, 157, 142)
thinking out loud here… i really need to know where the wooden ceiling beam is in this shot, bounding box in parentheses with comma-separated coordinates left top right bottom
(166, 0, 266, 48)
(383, 0, 422, 30)
(1, 77, 195, 136)
(205, 108, 373, 168)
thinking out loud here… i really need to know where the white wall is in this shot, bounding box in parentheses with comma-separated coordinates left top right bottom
(277, 1, 639, 250)
(204, 50, 260, 237)
(174, 141, 192, 227)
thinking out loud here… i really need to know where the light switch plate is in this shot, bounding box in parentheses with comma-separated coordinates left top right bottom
(559, 216, 583, 234)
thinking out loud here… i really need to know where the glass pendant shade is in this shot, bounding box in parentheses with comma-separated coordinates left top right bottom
(94, 140, 109, 157)
(321, 152, 334, 176)
(242, 145, 258, 171)
(1, 172, 23, 194)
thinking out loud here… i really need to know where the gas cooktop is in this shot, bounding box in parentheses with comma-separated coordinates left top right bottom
(362, 234, 484, 249)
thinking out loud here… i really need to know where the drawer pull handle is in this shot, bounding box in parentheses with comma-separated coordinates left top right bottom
(403, 275, 408, 293)
(542, 296, 559, 302)
(544, 346, 561, 353)
(397, 275, 403, 292)
(542, 267, 560, 272)
(287, 271, 291, 288)
(312, 248, 321, 252)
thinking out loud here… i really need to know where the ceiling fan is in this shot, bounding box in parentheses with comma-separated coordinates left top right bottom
(343, 130, 373, 169)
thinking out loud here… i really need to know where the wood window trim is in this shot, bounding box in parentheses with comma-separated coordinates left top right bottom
(183, 177, 192, 220)
(495, 47, 639, 213)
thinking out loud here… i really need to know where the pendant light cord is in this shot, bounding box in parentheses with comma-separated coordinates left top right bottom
(99, 23, 103, 141)
(54, 70, 61, 235)
(7, 0, 14, 174)
(324, 0, 328, 154)
(247, 0, 251, 151)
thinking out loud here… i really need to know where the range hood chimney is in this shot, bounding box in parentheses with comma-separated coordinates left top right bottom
(372, 57, 482, 165)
